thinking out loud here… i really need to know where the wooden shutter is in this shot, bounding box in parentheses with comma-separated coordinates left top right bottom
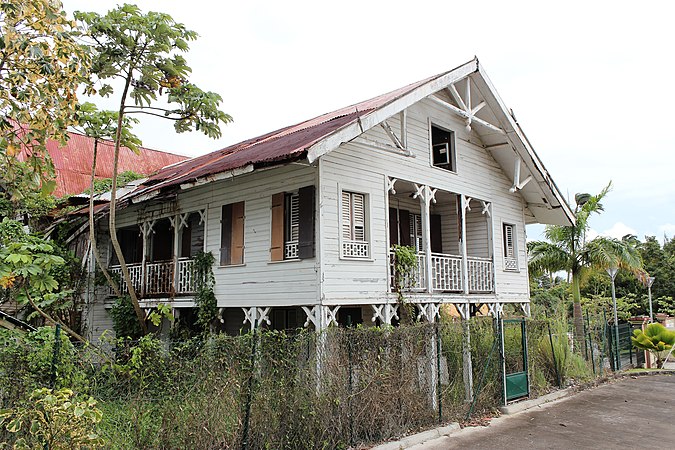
(180, 224, 192, 257)
(388, 208, 399, 246)
(398, 209, 411, 247)
(297, 185, 315, 259)
(220, 204, 233, 265)
(231, 201, 245, 265)
(430, 214, 443, 253)
(503, 224, 515, 258)
(341, 191, 352, 240)
(270, 193, 285, 261)
(352, 193, 365, 241)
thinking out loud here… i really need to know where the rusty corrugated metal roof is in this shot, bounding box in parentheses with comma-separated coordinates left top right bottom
(124, 73, 438, 201)
(20, 132, 188, 197)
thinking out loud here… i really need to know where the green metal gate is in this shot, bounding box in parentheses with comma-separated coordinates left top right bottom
(500, 317, 529, 403)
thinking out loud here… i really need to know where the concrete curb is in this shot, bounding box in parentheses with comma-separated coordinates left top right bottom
(370, 423, 461, 450)
(499, 387, 573, 415)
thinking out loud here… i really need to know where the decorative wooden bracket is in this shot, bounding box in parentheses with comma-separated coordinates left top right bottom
(141, 220, 156, 238)
(302, 305, 340, 329)
(464, 196, 472, 212)
(417, 303, 441, 323)
(487, 302, 504, 317)
(371, 304, 399, 325)
(455, 303, 470, 320)
(509, 158, 533, 193)
(481, 201, 491, 216)
(387, 177, 398, 194)
(197, 209, 207, 226)
(242, 307, 271, 330)
(380, 120, 404, 149)
(413, 184, 438, 204)
(520, 302, 531, 317)
(218, 307, 225, 323)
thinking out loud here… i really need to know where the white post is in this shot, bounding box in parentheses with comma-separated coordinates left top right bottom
(172, 215, 181, 293)
(460, 195, 469, 294)
(140, 222, 149, 297)
(647, 277, 655, 323)
(419, 186, 434, 293)
(462, 318, 473, 402)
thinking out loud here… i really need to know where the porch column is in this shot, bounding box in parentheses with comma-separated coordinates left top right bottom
(140, 221, 154, 297)
(460, 195, 470, 294)
(415, 184, 436, 293)
(171, 215, 180, 293)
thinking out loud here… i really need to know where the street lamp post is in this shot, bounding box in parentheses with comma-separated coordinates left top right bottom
(607, 267, 620, 371)
(647, 277, 655, 323)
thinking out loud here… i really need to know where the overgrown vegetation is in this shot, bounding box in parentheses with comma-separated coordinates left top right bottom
(392, 244, 418, 324)
(631, 323, 675, 368)
(0, 315, 598, 449)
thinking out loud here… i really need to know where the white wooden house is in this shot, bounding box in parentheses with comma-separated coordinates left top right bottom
(84, 58, 573, 340)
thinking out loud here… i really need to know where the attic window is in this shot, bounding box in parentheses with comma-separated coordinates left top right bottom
(431, 124, 456, 172)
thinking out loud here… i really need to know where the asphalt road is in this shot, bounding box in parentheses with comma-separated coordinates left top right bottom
(412, 374, 674, 450)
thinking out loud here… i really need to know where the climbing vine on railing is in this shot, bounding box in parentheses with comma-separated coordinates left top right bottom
(392, 245, 417, 324)
(193, 251, 217, 332)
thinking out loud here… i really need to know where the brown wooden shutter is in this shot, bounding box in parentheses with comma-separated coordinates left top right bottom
(430, 214, 443, 253)
(270, 193, 285, 261)
(220, 204, 233, 265)
(297, 185, 315, 259)
(398, 209, 411, 247)
(231, 201, 245, 265)
(388, 208, 399, 246)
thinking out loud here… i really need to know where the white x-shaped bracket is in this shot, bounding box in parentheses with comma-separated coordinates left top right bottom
(242, 307, 271, 330)
(301, 305, 340, 329)
(455, 303, 470, 320)
(487, 302, 504, 317)
(141, 220, 156, 238)
(481, 201, 491, 217)
(520, 302, 531, 317)
(371, 304, 399, 325)
(387, 177, 398, 194)
(197, 209, 206, 226)
(413, 184, 438, 204)
(464, 196, 473, 212)
(417, 303, 441, 323)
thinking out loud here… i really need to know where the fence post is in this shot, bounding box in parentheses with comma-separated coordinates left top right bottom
(347, 327, 354, 447)
(462, 318, 473, 403)
(50, 323, 61, 389)
(586, 310, 595, 376)
(241, 329, 258, 450)
(546, 314, 561, 388)
(436, 323, 442, 423)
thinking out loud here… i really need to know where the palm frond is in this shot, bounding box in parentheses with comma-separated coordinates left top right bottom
(581, 236, 645, 282)
(528, 241, 570, 275)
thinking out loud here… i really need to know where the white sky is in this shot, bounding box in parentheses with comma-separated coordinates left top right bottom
(62, 0, 675, 242)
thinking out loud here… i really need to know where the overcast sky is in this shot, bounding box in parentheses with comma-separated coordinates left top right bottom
(62, 0, 675, 243)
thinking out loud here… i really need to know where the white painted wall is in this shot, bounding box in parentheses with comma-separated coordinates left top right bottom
(319, 97, 530, 304)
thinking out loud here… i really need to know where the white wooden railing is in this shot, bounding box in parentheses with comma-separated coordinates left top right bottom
(109, 257, 196, 296)
(430, 253, 463, 292)
(284, 241, 299, 259)
(389, 251, 426, 291)
(390, 251, 494, 294)
(342, 240, 369, 258)
(467, 256, 494, 293)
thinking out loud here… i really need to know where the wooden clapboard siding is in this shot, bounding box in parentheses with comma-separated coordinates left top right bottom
(104, 164, 319, 308)
(319, 97, 530, 303)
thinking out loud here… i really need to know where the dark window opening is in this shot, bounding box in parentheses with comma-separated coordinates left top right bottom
(431, 125, 456, 172)
(337, 307, 363, 327)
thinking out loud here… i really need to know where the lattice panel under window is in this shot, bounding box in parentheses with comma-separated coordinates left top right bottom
(342, 240, 369, 258)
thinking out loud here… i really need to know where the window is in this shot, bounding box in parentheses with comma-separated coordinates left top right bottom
(220, 201, 245, 266)
(431, 124, 456, 172)
(503, 223, 518, 271)
(271, 186, 315, 261)
(341, 191, 369, 258)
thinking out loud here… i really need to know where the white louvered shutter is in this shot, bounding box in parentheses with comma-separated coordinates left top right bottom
(342, 191, 352, 240)
(288, 193, 299, 242)
(352, 193, 365, 241)
(504, 224, 515, 258)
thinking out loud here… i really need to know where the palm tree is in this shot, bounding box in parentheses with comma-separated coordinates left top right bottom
(528, 182, 644, 346)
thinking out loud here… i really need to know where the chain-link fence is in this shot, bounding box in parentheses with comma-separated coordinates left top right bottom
(1, 313, 618, 449)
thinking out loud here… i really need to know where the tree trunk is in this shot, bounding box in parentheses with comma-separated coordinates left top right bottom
(571, 272, 585, 355)
(107, 73, 148, 335)
(89, 139, 121, 299)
